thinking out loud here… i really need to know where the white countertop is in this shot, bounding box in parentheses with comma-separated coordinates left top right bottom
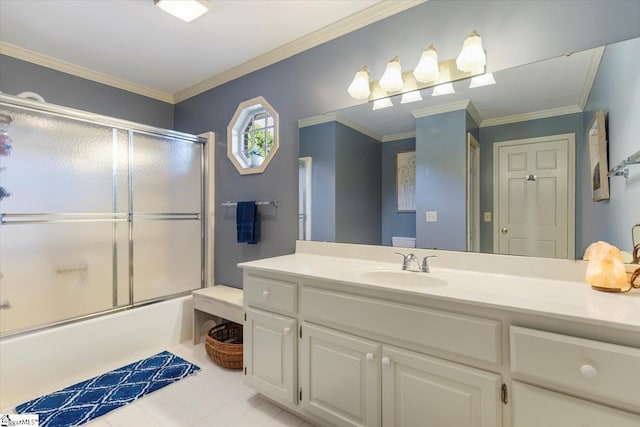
(240, 251, 640, 332)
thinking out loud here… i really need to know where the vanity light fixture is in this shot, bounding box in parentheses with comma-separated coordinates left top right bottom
(154, 0, 211, 22)
(456, 31, 486, 73)
(413, 44, 440, 83)
(379, 57, 404, 92)
(469, 73, 496, 88)
(347, 67, 371, 99)
(432, 82, 455, 96)
(347, 32, 486, 103)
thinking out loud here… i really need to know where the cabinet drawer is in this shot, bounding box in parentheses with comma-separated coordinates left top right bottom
(512, 382, 640, 427)
(510, 326, 640, 408)
(245, 274, 297, 315)
(302, 286, 501, 364)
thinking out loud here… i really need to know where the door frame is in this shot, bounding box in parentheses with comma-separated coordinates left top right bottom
(492, 133, 575, 259)
(467, 133, 480, 252)
(299, 156, 312, 241)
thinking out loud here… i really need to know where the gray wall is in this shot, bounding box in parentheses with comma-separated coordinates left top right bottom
(478, 113, 584, 253)
(416, 110, 468, 251)
(0, 55, 174, 128)
(581, 37, 640, 253)
(335, 123, 381, 245)
(299, 122, 336, 242)
(381, 138, 416, 246)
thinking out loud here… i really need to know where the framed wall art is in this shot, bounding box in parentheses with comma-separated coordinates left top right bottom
(587, 110, 609, 201)
(396, 150, 416, 212)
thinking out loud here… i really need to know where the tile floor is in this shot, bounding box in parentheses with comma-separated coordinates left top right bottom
(7, 341, 319, 427)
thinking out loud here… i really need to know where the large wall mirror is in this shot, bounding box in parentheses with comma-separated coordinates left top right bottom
(298, 36, 640, 259)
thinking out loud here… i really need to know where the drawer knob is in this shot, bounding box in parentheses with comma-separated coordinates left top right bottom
(580, 364, 598, 379)
(262, 290, 270, 298)
(382, 357, 391, 366)
(283, 327, 291, 335)
(365, 353, 374, 361)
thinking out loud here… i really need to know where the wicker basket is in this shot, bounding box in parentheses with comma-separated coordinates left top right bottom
(205, 322, 243, 369)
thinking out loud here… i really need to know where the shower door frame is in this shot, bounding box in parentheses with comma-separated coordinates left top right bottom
(0, 94, 208, 338)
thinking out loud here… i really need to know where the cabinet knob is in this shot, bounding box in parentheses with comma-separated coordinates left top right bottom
(262, 290, 270, 298)
(365, 353, 374, 361)
(283, 327, 291, 335)
(580, 364, 598, 379)
(382, 357, 391, 366)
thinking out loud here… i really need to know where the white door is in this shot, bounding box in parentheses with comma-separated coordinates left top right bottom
(467, 133, 481, 252)
(244, 307, 297, 404)
(300, 323, 380, 427)
(493, 134, 575, 259)
(382, 346, 502, 427)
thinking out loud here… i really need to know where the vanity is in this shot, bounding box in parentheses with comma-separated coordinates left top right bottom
(240, 241, 640, 427)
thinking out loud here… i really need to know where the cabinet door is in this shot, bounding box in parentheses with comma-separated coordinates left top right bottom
(244, 307, 297, 404)
(382, 346, 502, 427)
(300, 323, 381, 427)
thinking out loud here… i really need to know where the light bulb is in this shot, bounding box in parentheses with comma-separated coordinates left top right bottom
(413, 44, 440, 83)
(456, 31, 486, 73)
(347, 66, 371, 99)
(379, 57, 404, 92)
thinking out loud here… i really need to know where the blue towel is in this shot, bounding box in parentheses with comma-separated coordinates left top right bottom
(237, 201, 259, 244)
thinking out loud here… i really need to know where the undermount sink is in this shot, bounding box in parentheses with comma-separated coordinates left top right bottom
(357, 269, 447, 288)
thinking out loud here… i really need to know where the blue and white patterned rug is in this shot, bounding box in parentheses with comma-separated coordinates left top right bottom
(15, 351, 200, 427)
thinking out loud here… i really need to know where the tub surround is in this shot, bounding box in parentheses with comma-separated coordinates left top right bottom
(240, 241, 639, 427)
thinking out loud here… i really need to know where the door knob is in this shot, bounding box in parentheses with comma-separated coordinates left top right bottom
(262, 290, 270, 298)
(580, 364, 598, 379)
(501, 227, 508, 234)
(283, 327, 291, 335)
(365, 353, 374, 361)
(382, 357, 391, 365)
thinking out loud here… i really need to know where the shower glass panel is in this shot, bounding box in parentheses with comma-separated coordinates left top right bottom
(0, 95, 206, 336)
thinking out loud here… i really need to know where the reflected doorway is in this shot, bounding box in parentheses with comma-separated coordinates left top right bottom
(299, 157, 312, 240)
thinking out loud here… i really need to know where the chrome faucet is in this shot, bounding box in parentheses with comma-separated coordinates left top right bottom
(395, 252, 419, 271)
(421, 255, 437, 273)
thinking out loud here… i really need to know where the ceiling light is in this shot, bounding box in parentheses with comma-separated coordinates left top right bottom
(469, 73, 496, 88)
(379, 57, 404, 92)
(456, 31, 486, 73)
(373, 98, 393, 110)
(155, 0, 211, 22)
(432, 83, 455, 96)
(413, 44, 440, 83)
(347, 67, 371, 100)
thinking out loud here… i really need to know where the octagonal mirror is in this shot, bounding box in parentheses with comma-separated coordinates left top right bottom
(227, 96, 279, 175)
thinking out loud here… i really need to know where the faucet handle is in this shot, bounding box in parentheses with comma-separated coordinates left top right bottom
(394, 252, 415, 270)
(421, 255, 437, 273)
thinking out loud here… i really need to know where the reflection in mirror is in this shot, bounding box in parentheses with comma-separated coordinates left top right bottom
(298, 37, 640, 259)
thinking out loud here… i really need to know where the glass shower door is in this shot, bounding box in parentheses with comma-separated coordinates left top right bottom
(0, 105, 130, 334)
(130, 131, 203, 303)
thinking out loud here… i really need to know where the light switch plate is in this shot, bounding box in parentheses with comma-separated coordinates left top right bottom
(426, 211, 437, 222)
(483, 212, 492, 222)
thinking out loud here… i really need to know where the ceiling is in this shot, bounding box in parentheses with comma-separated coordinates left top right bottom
(0, 0, 421, 103)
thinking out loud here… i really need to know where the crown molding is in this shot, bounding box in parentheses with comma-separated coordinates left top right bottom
(0, 41, 174, 104)
(578, 46, 605, 110)
(411, 100, 472, 118)
(465, 100, 483, 127)
(480, 105, 583, 128)
(173, 0, 427, 103)
(382, 131, 416, 142)
(298, 112, 383, 142)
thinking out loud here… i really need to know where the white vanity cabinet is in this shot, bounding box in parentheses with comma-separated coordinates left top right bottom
(243, 273, 298, 405)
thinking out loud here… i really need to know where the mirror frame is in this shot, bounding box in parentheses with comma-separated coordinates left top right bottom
(227, 96, 279, 175)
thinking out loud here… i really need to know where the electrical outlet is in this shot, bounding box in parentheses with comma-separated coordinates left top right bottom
(426, 211, 438, 222)
(483, 212, 492, 222)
